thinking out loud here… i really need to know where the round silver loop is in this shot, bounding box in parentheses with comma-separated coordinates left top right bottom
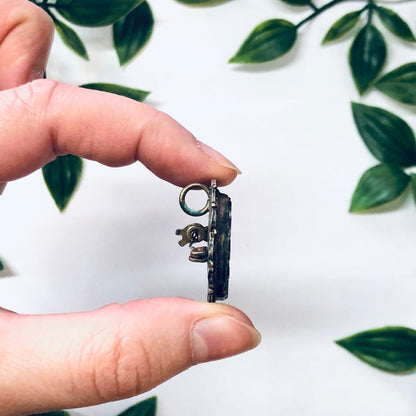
(179, 183, 210, 216)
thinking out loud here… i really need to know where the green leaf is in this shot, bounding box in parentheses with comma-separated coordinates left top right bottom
(118, 396, 157, 416)
(336, 326, 416, 373)
(229, 19, 297, 63)
(375, 62, 416, 105)
(322, 11, 362, 44)
(50, 13, 89, 60)
(54, 0, 144, 27)
(42, 155, 83, 212)
(349, 24, 386, 94)
(0, 260, 4, 271)
(29, 412, 70, 416)
(349, 164, 410, 212)
(80, 83, 150, 102)
(351, 102, 416, 167)
(113, 1, 154, 66)
(376, 7, 416, 42)
(280, 0, 311, 6)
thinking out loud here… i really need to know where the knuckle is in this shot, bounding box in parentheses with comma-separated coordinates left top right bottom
(17, 79, 59, 108)
(7, 0, 54, 39)
(0, 79, 60, 123)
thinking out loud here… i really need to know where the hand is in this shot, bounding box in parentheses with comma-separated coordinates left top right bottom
(0, 1, 261, 415)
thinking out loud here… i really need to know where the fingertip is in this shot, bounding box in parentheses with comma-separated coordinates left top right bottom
(127, 298, 261, 364)
(196, 141, 241, 176)
(192, 315, 261, 363)
(181, 140, 240, 187)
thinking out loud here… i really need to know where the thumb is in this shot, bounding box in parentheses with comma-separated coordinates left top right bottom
(0, 298, 261, 415)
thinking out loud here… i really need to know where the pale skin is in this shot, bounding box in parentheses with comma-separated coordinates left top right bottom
(0, 1, 261, 415)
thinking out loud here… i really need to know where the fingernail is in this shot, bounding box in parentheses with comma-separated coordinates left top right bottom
(192, 315, 261, 364)
(0, 183, 7, 195)
(196, 141, 242, 174)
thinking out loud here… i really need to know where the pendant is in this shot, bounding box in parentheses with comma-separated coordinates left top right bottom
(176, 179, 232, 302)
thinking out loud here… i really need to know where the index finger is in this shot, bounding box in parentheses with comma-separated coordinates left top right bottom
(0, 80, 239, 187)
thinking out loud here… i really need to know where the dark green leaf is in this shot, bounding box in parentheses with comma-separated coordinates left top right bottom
(118, 396, 157, 416)
(349, 164, 410, 212)
(54, 0, 144, 27)
(113, 1, 154, 66)
(50, 13, 89, 60)
(322, 11, 362, 44)
(29, 412, 70, 416)
(349, 24, 386, 94)
(376, 7, 416, 42)
(229, 19, 297, 63)
(351, 102, 416, 166)
(375, 62, 416, 105)
(280, 0, 311, 6)
(80, 83, 150, 102)
(336, 326, 416, 373)
(0, 260, 4, 271)
(42, 155, 83, 212)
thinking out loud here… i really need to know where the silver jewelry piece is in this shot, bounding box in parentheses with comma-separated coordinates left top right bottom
(176, 179, 231, 302)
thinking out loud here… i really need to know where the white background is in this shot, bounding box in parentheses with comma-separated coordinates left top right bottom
(2, 0, 416, 414)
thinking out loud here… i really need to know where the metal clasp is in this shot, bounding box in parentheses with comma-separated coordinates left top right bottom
(176, 179, 231, 303)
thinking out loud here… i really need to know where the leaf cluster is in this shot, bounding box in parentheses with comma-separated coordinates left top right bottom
(350, 101, 416, 212)
(30, 396, 157, 416)
(229, 0, 416, 96)
(31, 0, 154, 65)
(226, 0, 416, 216)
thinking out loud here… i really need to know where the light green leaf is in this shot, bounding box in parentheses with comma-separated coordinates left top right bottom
(80, 83, 150, 102)
(375, 62, 416, 105)
(50, 13, 89, 60)
(351, 102, 416, 167)
(336, 326, 416, 373)
(349, 24, 386, 94)
(118, 396, 157, 416)
(322, 11, 362, 44)
(54, 0, 144, 27)
(349, 164, 410, 212)
(113, 1, 154, 66)
(376, 7, 416, 42)
(42, 155, 83, 212)
(229, 19, 297, 63)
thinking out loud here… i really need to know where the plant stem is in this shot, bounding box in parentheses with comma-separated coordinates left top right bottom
(367, 0, 374, 24)
(308, 1, 319, 11)
(296, 0, 366, 28)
